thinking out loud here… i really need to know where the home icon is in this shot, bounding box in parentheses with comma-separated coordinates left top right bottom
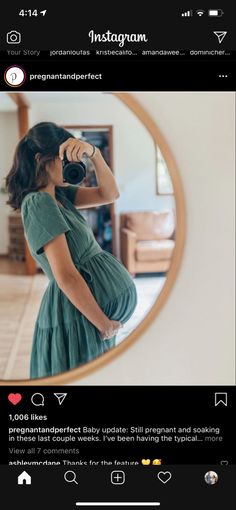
(18, 471, 31, 485)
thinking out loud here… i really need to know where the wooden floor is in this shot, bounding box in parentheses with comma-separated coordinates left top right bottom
(0, 272, 47, 380)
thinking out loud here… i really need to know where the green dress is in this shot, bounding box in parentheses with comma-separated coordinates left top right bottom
(21, 186, 138, 379)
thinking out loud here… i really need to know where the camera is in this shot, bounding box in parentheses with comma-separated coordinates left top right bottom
(6, 31, 21, 44)
(62, 153, 86, 185)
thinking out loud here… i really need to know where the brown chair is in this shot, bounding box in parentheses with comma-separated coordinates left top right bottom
(120, 210, 175, 275)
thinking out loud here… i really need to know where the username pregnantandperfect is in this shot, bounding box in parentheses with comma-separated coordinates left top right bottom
(29, 73, 102, 81)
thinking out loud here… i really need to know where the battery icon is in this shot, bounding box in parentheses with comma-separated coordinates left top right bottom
(208, 9, 224, 17)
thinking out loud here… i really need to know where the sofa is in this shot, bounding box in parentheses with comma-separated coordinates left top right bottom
(120, 210, 175, 275)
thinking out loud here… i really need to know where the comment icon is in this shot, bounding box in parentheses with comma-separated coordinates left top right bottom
(31, 393, 45, 406)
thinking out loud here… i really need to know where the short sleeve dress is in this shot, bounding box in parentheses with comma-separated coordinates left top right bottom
(21, 186, 138, 379)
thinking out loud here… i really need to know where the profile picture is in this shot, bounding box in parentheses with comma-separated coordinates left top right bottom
(204, 471, 218, 485)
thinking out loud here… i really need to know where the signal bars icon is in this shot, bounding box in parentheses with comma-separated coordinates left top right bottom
(181, 10, 193, 17)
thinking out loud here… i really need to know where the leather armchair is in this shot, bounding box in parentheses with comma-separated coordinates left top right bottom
(120, 210, 175, 275)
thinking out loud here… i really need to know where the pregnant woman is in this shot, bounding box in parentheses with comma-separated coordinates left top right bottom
(6, 122, 137, 379)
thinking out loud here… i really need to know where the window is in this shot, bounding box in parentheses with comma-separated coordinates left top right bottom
(156, 146, 173, 195)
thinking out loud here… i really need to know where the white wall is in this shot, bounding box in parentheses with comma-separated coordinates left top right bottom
(0, 112, 18, 254)
(72, 92, 235, 386)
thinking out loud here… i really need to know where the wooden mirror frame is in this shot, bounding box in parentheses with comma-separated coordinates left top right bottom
(1, 92, 186, 386)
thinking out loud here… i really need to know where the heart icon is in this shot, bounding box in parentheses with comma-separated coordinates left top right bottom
(141, 459, 151, 466)
(220, 460, 229, 466)
(157, 471, 172, 484)
(8, 393, 22, 405)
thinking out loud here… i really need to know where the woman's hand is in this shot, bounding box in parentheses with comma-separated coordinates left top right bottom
(59, 137, 96, 162)
(99, 320, 124, 341)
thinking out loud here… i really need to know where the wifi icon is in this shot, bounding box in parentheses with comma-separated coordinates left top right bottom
(196, 9, 205, 16)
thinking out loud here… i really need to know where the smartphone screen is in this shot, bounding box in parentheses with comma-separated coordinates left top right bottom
(0, 2, 235, 509)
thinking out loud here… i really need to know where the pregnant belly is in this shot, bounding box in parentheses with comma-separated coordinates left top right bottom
(38, 251, 138, 328)
(86, 251, 138, 323)
(103, 281, 138, 324)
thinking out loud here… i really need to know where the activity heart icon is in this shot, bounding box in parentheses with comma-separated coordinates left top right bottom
(220, 460, 229, 466)
(157, 471, 172, 484)
(8, 393, 22, 405)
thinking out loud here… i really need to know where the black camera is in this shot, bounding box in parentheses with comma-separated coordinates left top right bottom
(62, 153, 86, 185)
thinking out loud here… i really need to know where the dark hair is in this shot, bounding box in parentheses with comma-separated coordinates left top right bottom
(5, 122, 74, 210)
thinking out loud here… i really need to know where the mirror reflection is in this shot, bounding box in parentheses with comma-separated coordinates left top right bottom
(0, 92, 176, 380)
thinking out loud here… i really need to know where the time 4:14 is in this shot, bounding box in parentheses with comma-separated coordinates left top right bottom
(19, 9, 47, 17)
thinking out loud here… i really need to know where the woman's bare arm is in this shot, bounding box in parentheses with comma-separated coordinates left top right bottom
(74, 148, 119, 208)
(44, 233, 115, 334)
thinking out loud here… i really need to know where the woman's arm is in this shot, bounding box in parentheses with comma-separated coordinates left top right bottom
(75, 148, 120, 208)
(44, 233, 122, 338)
(59, 138, 120, 208)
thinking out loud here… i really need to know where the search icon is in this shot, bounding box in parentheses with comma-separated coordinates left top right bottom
(64, 471, 78, 485)
(31, 393, 44, 406)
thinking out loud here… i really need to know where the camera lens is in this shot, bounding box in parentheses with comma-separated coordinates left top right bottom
(63, 155, 86, 185)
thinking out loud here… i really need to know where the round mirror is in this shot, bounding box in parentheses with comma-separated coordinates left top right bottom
(0, 92, 185, 384)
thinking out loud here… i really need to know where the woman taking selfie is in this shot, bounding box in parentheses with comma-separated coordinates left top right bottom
(6, 122, 137, 379)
